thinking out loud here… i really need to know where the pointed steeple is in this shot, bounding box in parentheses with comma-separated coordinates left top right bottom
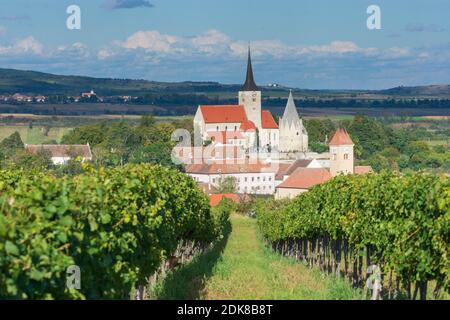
(282, 90, 300, 126)
(241, 46, 259, 91)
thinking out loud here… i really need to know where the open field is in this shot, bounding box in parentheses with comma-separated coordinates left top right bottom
(0, 125, 72, 144)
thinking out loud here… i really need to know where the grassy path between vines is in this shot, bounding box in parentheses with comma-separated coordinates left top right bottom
(149, 214, 361, 300)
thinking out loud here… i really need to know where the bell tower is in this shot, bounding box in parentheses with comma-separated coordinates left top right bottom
(238, 47, 262, 129)
(329, 127, 355, 176)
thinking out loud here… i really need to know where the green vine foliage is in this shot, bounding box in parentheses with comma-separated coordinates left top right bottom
(257, 172, 450, 296)
(0, 164, 224, 299)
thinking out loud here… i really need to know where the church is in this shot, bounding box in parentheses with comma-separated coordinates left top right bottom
(193, 48, 308, 157)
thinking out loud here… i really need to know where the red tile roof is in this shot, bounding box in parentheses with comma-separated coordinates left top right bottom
(200, 105, 248, 123)
(275, 160, 313, 180)
(277, 168, 331, 189)
(261, 110, 278, 129)
(186, 162, 273, 174)
(275, 163, 292, 181)
(240, 119, 256, 131)
(329, 127, 354, 146)
(25, 144, 92, 158)
(209, 194, 240, 207)
(354, 166, 373, 174)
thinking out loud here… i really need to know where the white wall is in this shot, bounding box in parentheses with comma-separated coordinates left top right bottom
(239, 91, 261, 129)
(188, 172, 276, 195)
(330, 145, 354, 176)
(259, 128, 279, 151)
(275, 187, 307, 200)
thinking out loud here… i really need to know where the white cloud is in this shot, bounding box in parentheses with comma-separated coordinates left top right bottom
(97, 48, 113, 60)
(1, 29, 448, 89)
(116, 29, 394, 60)
(191, 29, 232, 54)
(0, 36, 43, 55)
(382, 47, 410, 59)
(120, 30, 179, 53)
(54, 42, 90, 59)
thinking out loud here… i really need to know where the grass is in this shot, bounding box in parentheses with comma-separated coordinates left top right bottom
(149, 214, 362, 300)
(0, 125, 72, 144)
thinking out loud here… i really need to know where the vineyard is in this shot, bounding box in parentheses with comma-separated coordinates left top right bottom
(0, 165, 448, 300)
(257, 172, 450, 300)
(0, 164, 230, 299)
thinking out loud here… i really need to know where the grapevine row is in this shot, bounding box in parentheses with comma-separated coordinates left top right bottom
(0, 164, 229, 299)
(257, 172, 450, 299)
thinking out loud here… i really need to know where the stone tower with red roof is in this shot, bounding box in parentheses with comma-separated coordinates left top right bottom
(329, 127, 354, 176)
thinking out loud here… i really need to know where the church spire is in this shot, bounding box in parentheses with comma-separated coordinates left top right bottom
(241, 45, 259, 91)
(282, 90, 300, 126)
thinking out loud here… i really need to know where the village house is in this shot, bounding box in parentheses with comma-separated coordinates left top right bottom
(35, 95, 46, 103)
(25, 144, 93, 165)
(186, 162, 277, 195)
(81, 90, 97, 99)
(12, 93, 33, 102)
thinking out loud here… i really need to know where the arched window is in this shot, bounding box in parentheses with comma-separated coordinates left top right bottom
(344, 154, 349, 160)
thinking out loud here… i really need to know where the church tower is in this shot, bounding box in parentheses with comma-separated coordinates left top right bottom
(329, 127, 354, 176)
(238, 47, 262, 129)
(279, 91, 308, 153)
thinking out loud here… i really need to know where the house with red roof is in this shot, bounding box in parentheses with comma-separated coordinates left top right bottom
(275, 167, 332, 199)
(186, 161, 277, 195)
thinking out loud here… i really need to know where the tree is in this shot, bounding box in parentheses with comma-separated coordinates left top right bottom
(216, 176, 237, 194)
(13, 148, 52, 170)
(0, 131, 24, 160)
(139, 115, 156, 127)
(346, 115, 391, 159)
(129, 142, 178, 168)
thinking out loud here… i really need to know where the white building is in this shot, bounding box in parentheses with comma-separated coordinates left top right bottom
(186, 162, 276, 195)
(25, 144, 93, 165)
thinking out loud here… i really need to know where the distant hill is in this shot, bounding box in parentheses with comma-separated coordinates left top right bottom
(0, 68, 242, 96)
(0, 68, 449, 99)
(378, 85, 450, 96)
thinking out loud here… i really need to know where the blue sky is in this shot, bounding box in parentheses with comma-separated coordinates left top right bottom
(0, 0, 449, 89)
